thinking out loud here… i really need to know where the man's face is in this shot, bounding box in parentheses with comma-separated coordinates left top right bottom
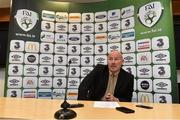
(108, 51, 123, 73)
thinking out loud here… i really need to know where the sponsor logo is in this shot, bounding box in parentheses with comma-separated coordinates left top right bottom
(57, 56, 63, 63)
(69, 16, 80, 19)
(14, 41, 21, 49)
(24, 66, 37, 76)
(12, 54, 21, 59)
(57, 24, 66, 30)
(71, 46, 77, 53)
(69, 37, 80, 41)
(122, 31, 135, 39)
(83, 25, 93, 31)
(41, 32, 54, 40)
(26, 42, 39, 52)
(108, 10, 120, 20)
(52, 91, 65, 97)
(23, 91, 36, 98)
(98, 46, 104, 53)
(155, 53, 167, 61)
(109, 23, 119, 28)
(157, 38, 164, 47)
(40, 79, 50, 86)
(156, 82, 168, 89)
(15, 9, 39, 31)
(43, 44, 50, 51)
(43, 67, 49, 74)
(84, 57, 90, 64)
(95, 35, 106, 40)
(42, 56, 51, 62)
(96, 57, 105, 63)
(9, 79, 19, 86)
(26, 67, 36, 73)
(44, 22, 51, 30)
(26, 79, 34, 86)
(125, 19, 131, 27)
(70, 57, 79, 64)
(110, 45, 119, 50)
(57, 79, 63, 86)
(56, 15, 68, 21)
(125, 67, 132, 74)
(125, 43, 131, 51)
(96, 15, 106, 19)
(140, 81, 149, 90)
(42, 11, 55, 20)
(69, 13, 81, 22)
(10, 90, 18, 97)
(56, 46, 66, 52)
(55, 68, 65, 74)
(69, 80, 78, 87)
(42, 10, 55, 21)
(121, 6, 134, 18)
(83, 35, 91, 42)
(27, 55, 36, 63)
(112, 12, 116, 16)
(83, 47, 92, 53)
(71, 68, 77, 75)
(140, 94, 150, 103)
(56, 12, 68, 22)
(68, 92, 78, 96)
(38, 92, 52, 97)
(83, 69, 92, 75)
(137, 39, 151, 51)
(84, 14, 92, 21)
(159, 96, 167, 103)
(138, 2, 163, 27)
(12, 66, 19, 74)
(139, 68, 150, 75)
(140, 55, 148, 62)
(108, 34, 120, 41)
(56, 35, 66, 42)
(124, 56, 134, 63)
(158, 66, 165, 75)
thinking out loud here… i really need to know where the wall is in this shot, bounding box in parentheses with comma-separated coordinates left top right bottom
(0, 68, 180, 97)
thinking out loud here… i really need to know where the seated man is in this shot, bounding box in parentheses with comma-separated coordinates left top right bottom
(78, 50, 134, 102)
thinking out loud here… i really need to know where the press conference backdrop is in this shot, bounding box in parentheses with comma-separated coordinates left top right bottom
(4, 0, 178, 103)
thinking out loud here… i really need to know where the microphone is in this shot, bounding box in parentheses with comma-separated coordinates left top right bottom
(54, 60, 77, 119)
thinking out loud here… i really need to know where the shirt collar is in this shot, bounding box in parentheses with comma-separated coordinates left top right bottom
(109, 70, 120, 77)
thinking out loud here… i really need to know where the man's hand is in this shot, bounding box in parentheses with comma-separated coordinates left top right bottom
(104, 93, 119, 102)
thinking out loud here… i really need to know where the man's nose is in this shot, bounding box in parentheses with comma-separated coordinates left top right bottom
(112, 59, 116, 63)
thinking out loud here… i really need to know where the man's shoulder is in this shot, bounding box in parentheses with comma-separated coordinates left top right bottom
(121, 68, 134, 78)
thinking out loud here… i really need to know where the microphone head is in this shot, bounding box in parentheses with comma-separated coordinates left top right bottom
(69, 60, 72, 64)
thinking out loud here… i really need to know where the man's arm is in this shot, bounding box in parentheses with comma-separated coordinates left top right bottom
(119, 73, 134, 102)
(114, 69, 134, 102)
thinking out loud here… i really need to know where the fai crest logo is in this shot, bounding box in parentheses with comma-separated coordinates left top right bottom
(138, 2, 163, 27)
(15, 9, 39, 32)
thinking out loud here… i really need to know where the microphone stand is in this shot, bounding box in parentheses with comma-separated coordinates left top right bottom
(54, 60, 77, 119)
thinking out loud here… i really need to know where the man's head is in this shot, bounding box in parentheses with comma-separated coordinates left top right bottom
(107, 50, 124, 74)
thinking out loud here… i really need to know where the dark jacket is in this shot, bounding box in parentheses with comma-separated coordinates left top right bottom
(78, 64, 134, 102)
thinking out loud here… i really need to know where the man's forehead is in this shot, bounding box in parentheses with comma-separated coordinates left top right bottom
(108, 51, 121, 56)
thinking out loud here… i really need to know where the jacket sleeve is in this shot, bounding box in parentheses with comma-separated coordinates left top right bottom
(121, 74, 134, 102)
(77, 65, 99, 100)
(117, 70, 134, 102)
